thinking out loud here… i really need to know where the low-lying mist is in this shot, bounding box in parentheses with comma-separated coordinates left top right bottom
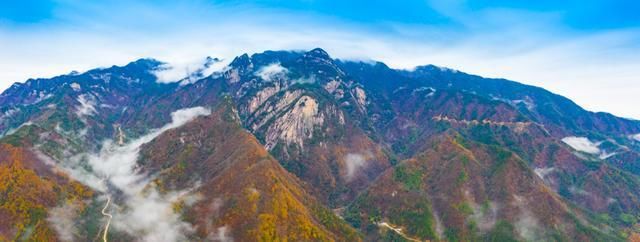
(50, 106, 211, 241)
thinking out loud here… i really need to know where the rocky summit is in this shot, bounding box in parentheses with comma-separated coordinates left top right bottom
(1, 48, 640, 241)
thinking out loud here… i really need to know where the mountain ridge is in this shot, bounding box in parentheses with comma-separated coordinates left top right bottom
(1, 49, 636, 128)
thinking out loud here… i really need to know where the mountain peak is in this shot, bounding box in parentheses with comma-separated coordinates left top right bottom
(305, 48, 331, 59)
(230, 53, 252, 68)
(127, 58, 164, 69)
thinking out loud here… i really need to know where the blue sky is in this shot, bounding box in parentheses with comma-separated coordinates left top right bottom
(1, 0, 639, 118)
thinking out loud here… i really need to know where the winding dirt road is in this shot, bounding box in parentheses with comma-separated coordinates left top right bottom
(101, 196, 113, 242)
(377, 222, 424, 242)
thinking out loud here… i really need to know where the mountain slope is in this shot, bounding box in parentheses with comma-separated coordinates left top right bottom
(345, 133, 624, 241)
(137, 101, 361, 241)
(0, 143, 93, 241)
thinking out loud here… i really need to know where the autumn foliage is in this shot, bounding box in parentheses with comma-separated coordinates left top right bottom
(0, 144, 93, 241)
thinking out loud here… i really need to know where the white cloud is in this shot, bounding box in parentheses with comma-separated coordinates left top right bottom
(153, 57, 230, 84)
(344, 153, 368, 181)
(511, 195, 542, 241)
(1, 107, 19, 119)
(208, 226, 234, 242)
(87, 106, 210, 189)
(292, 76, 316, 85)
(533, 167, 554, 182)
(469, 201, 498, 232)
(113, 189, 195, 242)
(152, 63, 193, 84)
(58, 106, 210, 241)
(70, 82, 81, 91)
(200, 59, 232, 79)
(515, 209, 541, 241)
(569, 186, 592, 196)
(255, 63, 288, 81)
(166, 106, 212, 130)
(2, 121, 33, 138)
(75, 94, 97, 118)
(48, 202, 82, 242)
(599, 151, 618, 160)
(562, 136, 601, 155)
(562, 136, 628, 160)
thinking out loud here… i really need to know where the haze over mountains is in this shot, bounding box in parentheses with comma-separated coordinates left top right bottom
(1, 48, 640, 241)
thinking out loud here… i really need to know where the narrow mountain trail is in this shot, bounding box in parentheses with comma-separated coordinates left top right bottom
(101, 195, 113, 242)
(377, 222, 425, 242)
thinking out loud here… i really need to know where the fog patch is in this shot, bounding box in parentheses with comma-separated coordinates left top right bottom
(569, 186, 592, 196)
(598, 151, 618, 160)
(291, 75, 316, 85)
(515, 210, 541, 241)
(1, 107, 19, 119)
(512, 195, 542, 241)
(32, 148, 59, 167)
(76, 94, 97, 118)
(534, 167, 555, 182)
(491, 95, 536, 111)
(432, 209, 445, 238)
(48, 202, 83, 242)
(113, 189, 196, 242)
(344, 152, 370, 181)
(562, 136, 623, 160)
(57, 157, 106, 192)
(255, 63, 288, 81)
(562, 136, 600, 155)
(511, 99, 536, 111)
(70, 82, 81, 91)
(208, 226, 234, 242)
(2, 121, 33, 137)
(153, 57, 230, 84)
(470, 201, 499, 232)
(57, 106, 210, 241)
(412, 86, 436, 98)
(181, 192, 204, 207)
(208, 197, 224, 217)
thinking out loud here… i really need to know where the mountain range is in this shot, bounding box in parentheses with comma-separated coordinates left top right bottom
(1, 48, 639, 241)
